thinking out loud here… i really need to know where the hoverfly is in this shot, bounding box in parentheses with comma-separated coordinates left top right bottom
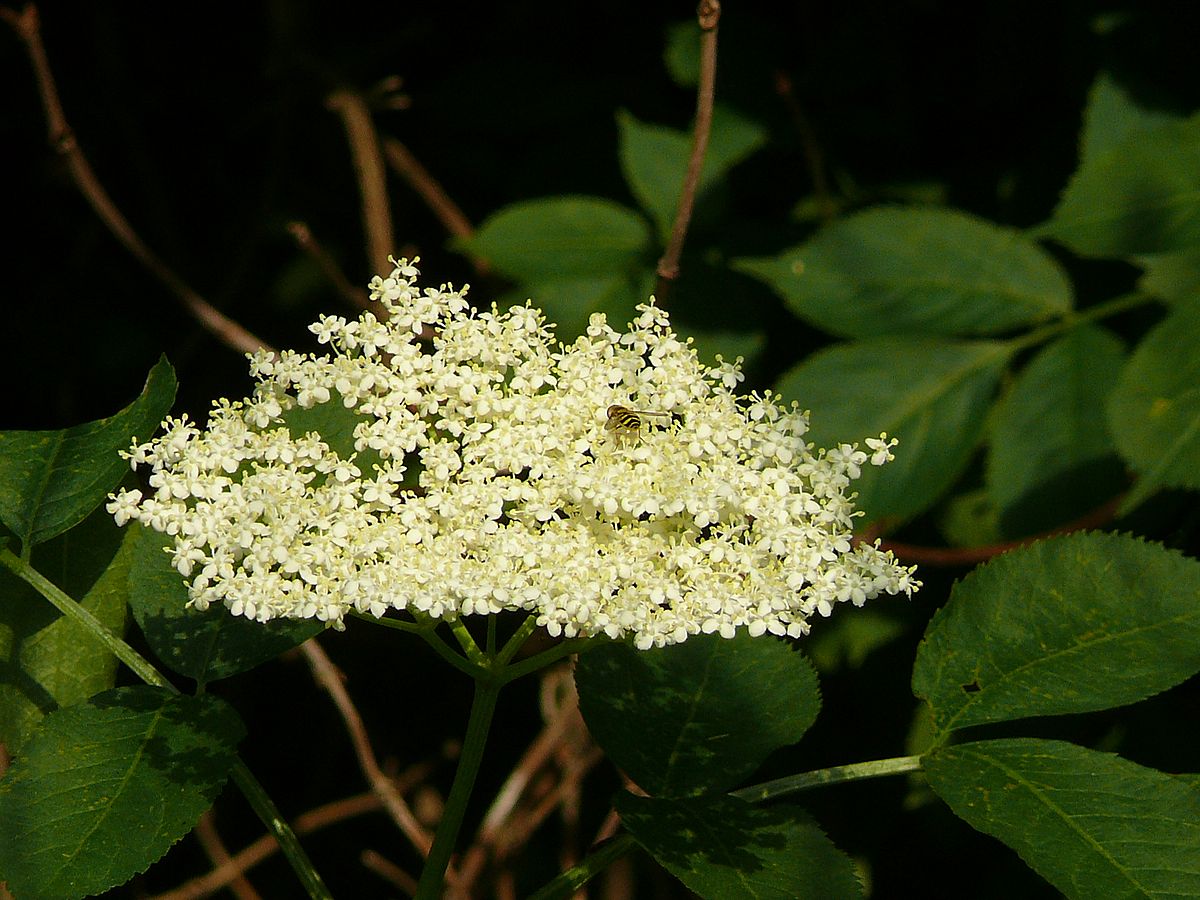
(605, 404, 672, 436)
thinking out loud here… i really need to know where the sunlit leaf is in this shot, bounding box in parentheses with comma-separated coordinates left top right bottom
(776, 338, 1011, 521)
(0, 357, 175, 550)
(986, 326, 1126, 535)
(126, 527, 323, 685)
(736, 207, 1072, 338)
(1079, 72, 1179, 165)
(0, 513, 131, 752)
(925, 738, 1200, 900)
(457, 196, 651, 281)
(618, 106, 767, 240)
(1036, 116, 1200, 256)
(913, 532, 1200, 734)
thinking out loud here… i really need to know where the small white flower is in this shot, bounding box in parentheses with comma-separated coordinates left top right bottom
(106, 489, 143, 526)
(109, 259, 919, 646)
(866, 433, 898, 466)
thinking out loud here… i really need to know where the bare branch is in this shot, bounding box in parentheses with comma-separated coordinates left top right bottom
(773, 69, 835, 222)
(286, 221, 374, 312)
(326, 88, 396, 275)
(873, 494, 1124, 567)
(360, 848, 420, 896)
(193, 811, 261, 900)
(1, 3, 270, 356)
(382, 138, 474, 242)
(299, 638, 435, 857)
(150, 792, 382, 900)
(655, 0, 722, 300)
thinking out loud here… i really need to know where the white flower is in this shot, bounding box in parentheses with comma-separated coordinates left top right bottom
(109, 258, 919, 647)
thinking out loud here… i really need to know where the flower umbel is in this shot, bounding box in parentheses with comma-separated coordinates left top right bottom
(109, 260, 919, 649)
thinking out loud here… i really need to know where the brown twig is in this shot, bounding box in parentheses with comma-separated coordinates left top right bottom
(382, 137, 476, 243)
(154, 757, 438, 900)
(497, 746, 604, 860)
(591, 806, 623, 847)
(299, 638, 435, 857)
(1, 3, 270, 356)
(773, 69, 836, 222)
(360, 848, 420, 896)
(655, 0, 722, 300)
(193, 811, 260, 900)
(326, 88, 396, 275)
(873, 493, 1125, 567)
(547, 669, 587, 881)
(151, 792, 383, 900)
(286, 221, 374, 312)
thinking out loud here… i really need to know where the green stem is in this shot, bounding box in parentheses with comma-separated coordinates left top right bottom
(414, 677, 503, 899)
(2, 547, 332, 898)
(499, 636, 591, 685)
(229, 762, 334, 900)
(351, 610, 485, 678)
(448, 616, 488, 666)
(496, 614, 539, 665)
(1004, 290, 1154, 356)
(486, 613, 498, 655)
(348, 607, 429, 635)
(527, 834, 638, 900)
(0, 547, 168, 688)
(730, 754, 923, 802)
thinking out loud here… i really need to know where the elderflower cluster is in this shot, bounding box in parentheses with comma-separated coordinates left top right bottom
(108, 260, 918, 649)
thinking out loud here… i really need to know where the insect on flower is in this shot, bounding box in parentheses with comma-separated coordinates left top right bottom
(605, 404, 672, 436)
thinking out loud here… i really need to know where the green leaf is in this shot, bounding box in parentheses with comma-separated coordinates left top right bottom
(0, 686, 244, 900)
(1079, 72, 1180, 166)
(617, 793, 862, 900)
(126, 526, 323, 684)
(924, 738, 1200, 900)
(456, 196, 652, 281)
(1107, 300, 1200, 512)
(0, 357, 176, 551)
(938, 488, 1002, 548)
(912, 532, 1200, 735)
(280, 390, 385, 476)
(775, 338, 1011, 521)
(1137, 248, 1200, 303)
(986, 326, 1126, 536)
(0, 508, 130, 752)
(506, 271, 645, 343)
(574, 632, 819, 797)
(617, 106, 767, 240)
(1036, 115, 1200, 256)
(685, 329, 766, 371)
(803, 610, 906, 674)
(663, 20, 701, 88)
(735, 207, 1072, 338)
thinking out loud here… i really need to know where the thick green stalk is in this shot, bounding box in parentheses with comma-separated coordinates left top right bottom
(414, 677, 503, 899)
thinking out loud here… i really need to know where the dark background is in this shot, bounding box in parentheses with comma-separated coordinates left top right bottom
(4, 2, 1198, 897)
